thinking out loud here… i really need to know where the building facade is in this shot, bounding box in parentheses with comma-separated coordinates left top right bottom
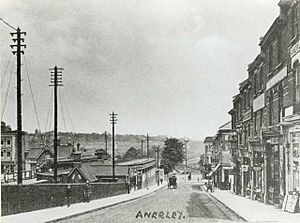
(205, 0, 300, 210)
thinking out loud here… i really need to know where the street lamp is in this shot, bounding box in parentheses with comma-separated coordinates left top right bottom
(184, 137, 189, 183)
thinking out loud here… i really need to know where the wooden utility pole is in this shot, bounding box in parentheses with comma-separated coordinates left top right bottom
(49, 66, 63, 183)
(141, 140, 144, 155)
(11, 27, 26, 185)
(110, 112, 117, 180)
(146, 134, 149, 158)
(155, 146, 160, 168)
(104, 131, 108, 153)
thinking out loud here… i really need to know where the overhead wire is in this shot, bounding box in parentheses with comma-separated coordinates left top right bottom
(23, 55, 41, 132)
(0, 18, 17, 31)
(1, 54, 12, 88)
(61, 92, 75, 133)
(59, 91, 67, 132)
(1, 59, 15, 120)
(44, 93, 53, 133)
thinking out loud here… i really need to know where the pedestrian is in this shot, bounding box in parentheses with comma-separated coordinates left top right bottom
(126, 179, 130, 194)
(66, 184, 71, 207)
(84, 181, 91, 202)
(207, 180, 213, 193)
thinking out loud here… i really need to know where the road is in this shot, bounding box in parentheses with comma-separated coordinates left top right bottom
(61, 175, 245, 223)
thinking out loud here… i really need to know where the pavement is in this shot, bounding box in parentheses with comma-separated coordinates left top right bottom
(60, 177, 243, 223)
(202, 185, 300, 222)
(2, 181, 167, 223)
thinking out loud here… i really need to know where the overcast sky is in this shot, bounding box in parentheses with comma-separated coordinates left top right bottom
(0, 0, 279, 140)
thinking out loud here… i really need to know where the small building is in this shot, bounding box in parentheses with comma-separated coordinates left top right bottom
(1, 121, 26, 174)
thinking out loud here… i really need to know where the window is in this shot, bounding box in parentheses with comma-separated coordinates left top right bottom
(296, 64, 300, 104)
(254, 112, 257, 134)
(7, 139, 11, 145)
(7, 151, 10, 157)
(260, 109, 263, 128)
(269, 90, 274, 126)
(269, 46, 273, 73)
(273, 40, 279, 66)
(254, 72, 257, 94)
(291, 7, 298, 39)
(277, 36, 282, 64)
(278, 84, 283, 123)
(260, 67, 264, 90)
(1, 140, 3, 145)
(248, 124, 251, 137)
(1, 151, 3, 157)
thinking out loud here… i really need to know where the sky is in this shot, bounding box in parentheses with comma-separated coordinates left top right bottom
(0, 0, 279, 140)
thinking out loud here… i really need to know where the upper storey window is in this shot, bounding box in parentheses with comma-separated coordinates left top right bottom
(291, 6, 299, 40)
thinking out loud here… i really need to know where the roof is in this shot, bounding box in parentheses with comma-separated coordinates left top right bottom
(26, 147, 51, 160)
(218, 121, 232, 131)
(72, 163, 129, 182)
(117, 158, 155, 166)
(204, 137, 214, 143)
(49, 144, 74, 159)
(37, 168, 73, 176)
(259, 17, 282, 47)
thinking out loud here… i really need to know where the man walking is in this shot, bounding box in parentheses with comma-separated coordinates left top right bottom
(66, 184, 71, 207)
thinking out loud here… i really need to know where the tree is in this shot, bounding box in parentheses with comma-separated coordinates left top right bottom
(123, 147, 139, 160)
(160, 138, 184, 174)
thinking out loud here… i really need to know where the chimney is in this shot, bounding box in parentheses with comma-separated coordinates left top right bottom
(73, 151, 82, 162)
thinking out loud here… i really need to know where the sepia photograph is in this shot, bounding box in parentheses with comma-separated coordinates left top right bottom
(1, 0, 300, 222)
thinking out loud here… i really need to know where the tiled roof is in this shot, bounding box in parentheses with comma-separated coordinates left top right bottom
(49, 144, 74, 159)
(26, 147, 49, 160)
(117, 158, 155, 166)
(75, 163, 129, 182)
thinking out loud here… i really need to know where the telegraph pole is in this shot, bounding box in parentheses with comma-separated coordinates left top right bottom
(49, 66, 63, 183)
(10, 27, 26, 185)
(141, 140, 144, 155)
(104, 131, 108, 153)
(155, 146, 160, 168)
(146, 134, 149, 158)
(110, 112, 117, 180)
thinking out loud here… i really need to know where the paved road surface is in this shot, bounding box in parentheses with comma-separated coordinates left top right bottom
(61, 176, 244, 223)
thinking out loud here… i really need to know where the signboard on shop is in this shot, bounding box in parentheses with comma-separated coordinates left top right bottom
(242, 165, 249, 172)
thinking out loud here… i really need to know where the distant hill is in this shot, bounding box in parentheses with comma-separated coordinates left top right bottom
(24, 132, 204, 159)
(188, 140, 205, 160)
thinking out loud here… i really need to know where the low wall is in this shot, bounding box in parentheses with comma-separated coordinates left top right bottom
(1, 182, 127, 216)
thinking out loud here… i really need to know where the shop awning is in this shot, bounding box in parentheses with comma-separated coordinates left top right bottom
(207, 163, 221, 177)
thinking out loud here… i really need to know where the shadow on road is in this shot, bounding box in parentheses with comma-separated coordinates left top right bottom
(186, 186, 234, 221)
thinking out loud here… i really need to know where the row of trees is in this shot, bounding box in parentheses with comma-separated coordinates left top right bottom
(119, 138, 185, 174)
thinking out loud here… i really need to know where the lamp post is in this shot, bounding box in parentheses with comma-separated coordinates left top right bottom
(184, 138, 189, 183)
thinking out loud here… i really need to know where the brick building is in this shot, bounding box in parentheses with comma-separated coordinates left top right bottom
(205, 0, 300, 209)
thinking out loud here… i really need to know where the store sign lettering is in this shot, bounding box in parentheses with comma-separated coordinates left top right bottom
(290, 40, 300, 58)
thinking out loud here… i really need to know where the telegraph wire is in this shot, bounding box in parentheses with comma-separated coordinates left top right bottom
(59, 91, 67, 132)
(1, 55, 12, 88)
(61, 92, 75, 133)
(1, 59, 15, 120)
(23, 55, 41, 132)
(0, 18, 17, 31)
